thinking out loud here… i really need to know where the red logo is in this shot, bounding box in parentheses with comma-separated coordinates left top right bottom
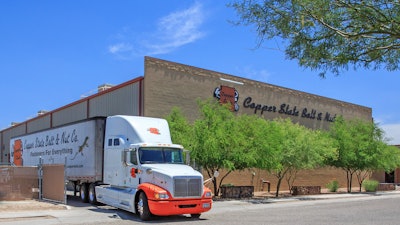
(214, 85, 239, 111)
(148, 127, 161, 135)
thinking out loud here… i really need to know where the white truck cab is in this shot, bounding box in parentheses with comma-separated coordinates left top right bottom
(94, 116, 212, 220)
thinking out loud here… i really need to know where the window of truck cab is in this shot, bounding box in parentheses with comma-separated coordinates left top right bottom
(139, 147, 183, 164)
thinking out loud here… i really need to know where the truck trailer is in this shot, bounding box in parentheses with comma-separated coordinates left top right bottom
(10, 115, 212, 220)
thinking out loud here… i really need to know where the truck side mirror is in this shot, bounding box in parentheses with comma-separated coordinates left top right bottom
(122, 150, 130, 166)
(130, 149, 138, 165)
(184, 149, 190, 165)
(122, 149, 137, 166)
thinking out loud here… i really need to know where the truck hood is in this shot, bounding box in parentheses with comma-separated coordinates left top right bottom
(142, 164, 202, 178)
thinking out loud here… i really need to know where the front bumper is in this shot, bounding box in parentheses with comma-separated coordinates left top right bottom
(148, 198, 212, 216)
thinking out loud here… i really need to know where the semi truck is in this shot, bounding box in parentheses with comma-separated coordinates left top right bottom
(10, 115, 213, 220)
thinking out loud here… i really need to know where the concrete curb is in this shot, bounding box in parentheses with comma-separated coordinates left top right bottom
(217, 190, 400, 204)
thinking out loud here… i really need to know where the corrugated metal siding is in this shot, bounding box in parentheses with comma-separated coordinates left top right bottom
(0, 77, 143, 164)
(52, 101, 88, 127)
(0, 133, 3, 162)
(89, 82, 141, 117)
(27, 114, 51, 133)
(3, 124, 26, 140)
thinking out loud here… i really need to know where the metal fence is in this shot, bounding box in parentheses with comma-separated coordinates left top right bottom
(0, 166, 39, 200)
(0, 164, 65, 203)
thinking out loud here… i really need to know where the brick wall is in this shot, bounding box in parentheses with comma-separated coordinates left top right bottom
(204, 167, 360, 193)
(142, 56, 373, 192)
(143, 57, 372, 129)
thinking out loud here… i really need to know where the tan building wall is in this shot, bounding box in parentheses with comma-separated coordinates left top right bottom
(143, 56, 373, 192)
(143, 56, 372, 130)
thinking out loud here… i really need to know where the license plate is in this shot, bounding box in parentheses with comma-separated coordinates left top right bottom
(202, 203, 211, 208)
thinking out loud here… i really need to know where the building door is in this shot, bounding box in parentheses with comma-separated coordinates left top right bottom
(385, 171, 395, 183)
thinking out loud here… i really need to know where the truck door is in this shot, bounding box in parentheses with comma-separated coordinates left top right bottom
(123, 148, 140, 188)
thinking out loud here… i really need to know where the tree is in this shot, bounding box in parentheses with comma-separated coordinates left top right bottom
(328, 116, 367, 192)
(285, 129, 337, 194)
(378, 145, 400, 174)
(268, 118, 336, 197)
(352, 120, 384, 192)
(191, 99, 259, 195)
(327, 116, 400, 192)
(165, 107, 194, 167)
(229, 0, 400, 77)
(165, 107, 193, 149)
(245, 114, 282, 174)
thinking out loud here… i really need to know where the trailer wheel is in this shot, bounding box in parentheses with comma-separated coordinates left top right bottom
(88, 183, 97, 204)
(80, 183, 89, 203)
(137, 192, 151, 221)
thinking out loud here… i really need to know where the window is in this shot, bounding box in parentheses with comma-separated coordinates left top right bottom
(108, 139, 112, 146)
(138, 147, 183, 164)
(114, 138, 120, 146)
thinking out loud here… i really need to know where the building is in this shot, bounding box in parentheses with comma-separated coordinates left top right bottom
(0, 56, 375, 191)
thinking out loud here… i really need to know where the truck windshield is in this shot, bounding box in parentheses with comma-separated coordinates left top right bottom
(138, 147, 184, 164)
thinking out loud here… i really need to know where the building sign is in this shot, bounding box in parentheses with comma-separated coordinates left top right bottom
(243, 96, 336, 122)
(213, 86, 336, 122)
(214, 86, 239, 111)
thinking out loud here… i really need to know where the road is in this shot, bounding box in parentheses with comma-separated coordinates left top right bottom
(206, 194, 400, 225)
(1, 192, 400, 225)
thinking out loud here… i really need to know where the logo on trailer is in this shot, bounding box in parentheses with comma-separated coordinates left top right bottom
(71, 136, 89, 160)
(13, 139, 23, 166)
(213, 85, 239, 111)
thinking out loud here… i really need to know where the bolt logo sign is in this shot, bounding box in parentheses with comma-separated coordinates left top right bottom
(214, 85, 239, 111)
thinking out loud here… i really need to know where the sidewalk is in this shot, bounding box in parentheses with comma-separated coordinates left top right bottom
(0, 199, 67, 212)
(249, 189, 400, 203)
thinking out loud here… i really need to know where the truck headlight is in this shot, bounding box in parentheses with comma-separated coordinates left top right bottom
(154, 192, 169, 200)
(204, 191, 212, 198)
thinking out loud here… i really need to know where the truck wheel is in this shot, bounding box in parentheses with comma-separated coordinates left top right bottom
(88, 183, 97, 205)
(80, 183, 89, 203)
(191, 214, 201, 219)
(137, 192, 151, 221)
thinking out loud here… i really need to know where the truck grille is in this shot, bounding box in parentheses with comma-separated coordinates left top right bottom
(173, 177, 202, 198)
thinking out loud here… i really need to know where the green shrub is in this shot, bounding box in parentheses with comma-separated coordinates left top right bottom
(326, 180, 339, 192)
(362, 179, 379, 192)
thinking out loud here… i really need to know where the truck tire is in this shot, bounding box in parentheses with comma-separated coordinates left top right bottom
(137, 192, 151, 221)
(88, 183, 97, 205)
(80, 183, 89, 203)
(191, 214, 201, 219)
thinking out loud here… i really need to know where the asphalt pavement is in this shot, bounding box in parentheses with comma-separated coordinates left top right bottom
(1, 190, 400, 224)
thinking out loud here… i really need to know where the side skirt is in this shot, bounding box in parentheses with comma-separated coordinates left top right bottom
(95, 185, 137, 213)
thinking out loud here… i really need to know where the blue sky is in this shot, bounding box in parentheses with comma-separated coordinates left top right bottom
(1, 1, 399, 144)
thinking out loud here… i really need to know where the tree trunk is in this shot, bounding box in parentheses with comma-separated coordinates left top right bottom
(356, 170, 371, 192)
(206, 168, 219, 196)
(213, 177, 218, 196)
(217, 170, 232, 196)
(275, 177, 283, 197)
(285, 168, 298, 194)
(346, 170, 353, 193)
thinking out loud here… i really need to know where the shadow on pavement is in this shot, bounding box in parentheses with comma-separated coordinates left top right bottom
(67, 194, 207, 223)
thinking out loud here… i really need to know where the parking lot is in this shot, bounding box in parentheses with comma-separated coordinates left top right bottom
(1, 191, 400, 225)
